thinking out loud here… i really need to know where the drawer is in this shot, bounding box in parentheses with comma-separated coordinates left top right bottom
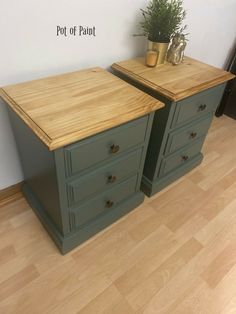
(160, 137, 205, 177)
(67, 148, 142, 206)
(72, 175, 138, 227)
(165, 115, 212, 155)
(172, 84, 225, 127)
(65, 115, 148, 176)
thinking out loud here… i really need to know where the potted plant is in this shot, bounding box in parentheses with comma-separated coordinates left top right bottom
(140, 0, 186, 65)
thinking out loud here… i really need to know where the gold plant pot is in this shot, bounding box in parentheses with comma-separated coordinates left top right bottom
(148, 40, 170, 65)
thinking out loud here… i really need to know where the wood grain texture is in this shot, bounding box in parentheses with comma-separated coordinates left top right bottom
(112, 56, 235, 101)
(0, 68, 164, 150)
(0, 115, 236, 313)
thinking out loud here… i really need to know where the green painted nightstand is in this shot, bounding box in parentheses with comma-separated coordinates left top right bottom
(1, 68, 163, 253)
(112, 56, 235, 197)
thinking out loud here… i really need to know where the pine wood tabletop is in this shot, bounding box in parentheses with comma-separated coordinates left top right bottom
(0, 68, 164, 151)
(112, 56, 235, 101)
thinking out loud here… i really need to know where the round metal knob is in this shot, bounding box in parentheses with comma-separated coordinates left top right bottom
(190, 132, 197, 139)
(106, 200, 114, 208)
(182, 155, 189, 161)
(110, 144, 120, 154)
(107, 175, 117, 183)
(198, 104, 207, 111)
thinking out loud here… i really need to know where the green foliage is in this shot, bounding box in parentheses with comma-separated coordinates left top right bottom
(140, 0, 186, 43)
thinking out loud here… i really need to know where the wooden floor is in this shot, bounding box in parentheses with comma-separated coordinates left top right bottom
(1, 115, 236, 314)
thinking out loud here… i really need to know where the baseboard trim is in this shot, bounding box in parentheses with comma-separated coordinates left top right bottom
(0, 182, 24, 206)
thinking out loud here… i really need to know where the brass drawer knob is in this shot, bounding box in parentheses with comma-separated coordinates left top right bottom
(190, 132, 197, 139)
(182, 155, 189, 161)
(107, 175, 117, 183)
(110, 144, 120, 154)
(106, 200, 114, 208)
(198, 104, 207, 112)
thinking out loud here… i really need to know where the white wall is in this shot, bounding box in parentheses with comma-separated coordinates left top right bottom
(0, 0, 236, 189)
(0, 101, 23, 189)
(184, 0, 236, 68)
(0, 0, 147, 190)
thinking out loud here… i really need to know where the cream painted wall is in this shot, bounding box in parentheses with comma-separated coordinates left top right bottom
(0, 0, 236, 189)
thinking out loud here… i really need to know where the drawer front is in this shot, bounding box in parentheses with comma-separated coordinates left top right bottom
(67, 148, 142, 206)
(72, 175, 138, 227)
(65, 116, 148, 176)
(160, 137, 205, 177)
(165, 115, 212, 155)
(172, 84, 225, 127)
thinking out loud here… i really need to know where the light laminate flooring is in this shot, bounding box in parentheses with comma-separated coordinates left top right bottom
(0, 115, 236, 314)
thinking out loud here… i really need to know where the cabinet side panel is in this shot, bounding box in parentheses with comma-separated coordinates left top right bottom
(143, 104, 172, 180)
(7, 106, 64, 233)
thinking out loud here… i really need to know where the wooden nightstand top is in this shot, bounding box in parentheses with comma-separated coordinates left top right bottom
(1, 67, 164, 150)
(112, 56, 235, 101)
